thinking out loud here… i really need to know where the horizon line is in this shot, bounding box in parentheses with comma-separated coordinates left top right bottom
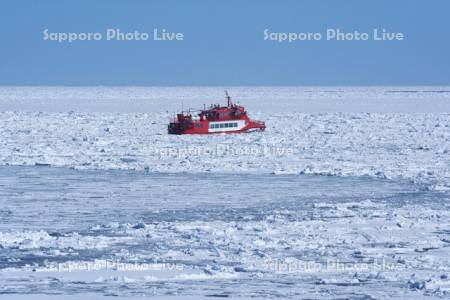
(1, 85, 450, 88)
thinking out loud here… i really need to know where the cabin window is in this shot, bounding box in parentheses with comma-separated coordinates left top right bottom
(209, 122, 239, 129)
(195, 123, 203, 128)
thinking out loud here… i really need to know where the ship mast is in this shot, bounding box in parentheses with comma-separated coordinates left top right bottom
(225, 90, 232, 107)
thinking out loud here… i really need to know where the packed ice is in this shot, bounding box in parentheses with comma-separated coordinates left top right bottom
(0, 87, 449, 299)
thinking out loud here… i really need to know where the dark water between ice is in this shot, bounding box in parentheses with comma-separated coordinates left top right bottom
(0, 166, 448, 299)
(0, 165, 442, 233)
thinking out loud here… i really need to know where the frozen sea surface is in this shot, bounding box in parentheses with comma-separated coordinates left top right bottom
(1, 86, 450, 113)
(1, 86, 450, 299)
(0, 166, 449, 299)
(1, 87, 450, 192)
(1, 112, 450, 192)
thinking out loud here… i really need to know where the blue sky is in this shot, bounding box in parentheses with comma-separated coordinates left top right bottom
(1, 0, 449, 85)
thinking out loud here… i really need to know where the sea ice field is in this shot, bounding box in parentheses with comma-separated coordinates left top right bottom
(0, 86, 449, 299)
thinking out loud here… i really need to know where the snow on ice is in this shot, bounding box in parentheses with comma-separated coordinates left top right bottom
(0, 87, 449, 299)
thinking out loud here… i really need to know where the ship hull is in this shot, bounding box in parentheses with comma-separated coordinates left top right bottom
(167, 94, 265, 135)
(168, 120, 265, 135)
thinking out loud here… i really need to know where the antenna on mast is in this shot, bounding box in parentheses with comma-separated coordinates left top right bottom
(225, 90, 232, 107)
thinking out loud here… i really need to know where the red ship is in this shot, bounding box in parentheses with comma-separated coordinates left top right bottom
(168, 92, 266, 135)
